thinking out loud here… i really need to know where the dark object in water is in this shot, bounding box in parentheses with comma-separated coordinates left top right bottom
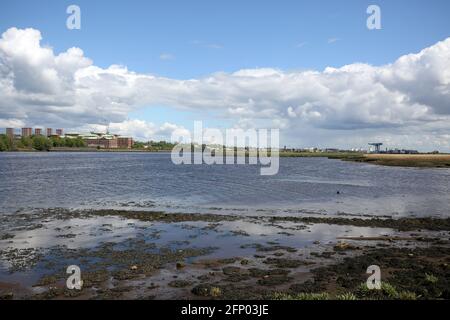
(337, 191, 340, 194)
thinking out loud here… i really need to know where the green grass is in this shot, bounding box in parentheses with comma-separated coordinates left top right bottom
(279, 151, 364, 159)
(279, 151, 450, 168)
(425, 273, 439, 284)
(271, 292, 330, 300)
(335, 293, 358, 300)
(271, 282, 418, 300)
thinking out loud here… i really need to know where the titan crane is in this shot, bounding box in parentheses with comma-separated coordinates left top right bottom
(368, 143, 383, 153)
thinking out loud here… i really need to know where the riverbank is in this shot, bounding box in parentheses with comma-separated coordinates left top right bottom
(1, 147, 172, 153)
(280, 152, 450, 168)
(350, 154, 450, 168)
(3, 148, 450, 168)
(1, 209, 449, 300)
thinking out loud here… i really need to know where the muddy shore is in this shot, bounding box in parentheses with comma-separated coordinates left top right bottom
(0, 209, 449, 300)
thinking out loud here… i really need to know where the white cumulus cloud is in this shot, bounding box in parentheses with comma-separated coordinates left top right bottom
(0, 27, 450, 150)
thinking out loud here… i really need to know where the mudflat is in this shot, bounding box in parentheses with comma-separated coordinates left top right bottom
(0, 209, 449, 300)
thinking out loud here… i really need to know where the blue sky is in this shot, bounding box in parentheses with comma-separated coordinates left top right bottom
(2, 0, 449, 78)
(1, 1, 450, 150)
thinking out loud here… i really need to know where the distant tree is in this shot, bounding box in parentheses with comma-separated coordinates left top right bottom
(32, 136, 51, 151)
(64, 138, 74, 147)
(132, 141, 146, 149)
(74, 137, 86, 147)
(18, 136, 33, 149)
(48, 137, 85, 148)
(50, 136, 63, 147)
(0, 135, 6, 151)
(148, 140, 176, 150)
(0, 134, 14, 151)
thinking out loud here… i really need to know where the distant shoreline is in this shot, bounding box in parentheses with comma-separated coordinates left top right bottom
(2, 149, 450, 168)
(1, 148, 172, 153)
(347, 153, 450, 168)
(279, 152, 450, 168)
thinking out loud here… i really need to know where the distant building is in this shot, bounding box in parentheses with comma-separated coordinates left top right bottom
(77, 133, 133, 149)
(387, 149, 419, 154)
(11, 126, 134, 149)
(64, 133, 80, 139)
(22, 128, 32, 137)
(84, 135, 118, 149)
(6, 128, 14, 138)
(118, 137, 134, 149)
(404, 150, 419, 154)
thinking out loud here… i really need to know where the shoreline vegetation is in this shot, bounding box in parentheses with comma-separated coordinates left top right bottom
(279, 151, 450, 168)
(2, 133, 450, 168)
(1, 208, 449, 300)
(0, 134, 177, 152)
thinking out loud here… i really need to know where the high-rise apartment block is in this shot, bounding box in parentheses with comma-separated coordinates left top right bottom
(22, 128, 32, 137)
(6, 128, 14, 138)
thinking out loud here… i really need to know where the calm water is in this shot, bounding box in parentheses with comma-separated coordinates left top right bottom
(0, 152, 449, 217)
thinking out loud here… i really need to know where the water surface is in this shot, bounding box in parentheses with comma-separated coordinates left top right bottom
(0, 152, 449, 217)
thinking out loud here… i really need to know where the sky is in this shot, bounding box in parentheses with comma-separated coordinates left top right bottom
(0, 0, 449, 151)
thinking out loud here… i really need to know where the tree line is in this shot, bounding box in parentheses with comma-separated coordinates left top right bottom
(0, 134, 86, 151)
(132, 140, 176, 151)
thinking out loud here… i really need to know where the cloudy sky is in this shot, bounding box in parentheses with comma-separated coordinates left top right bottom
(0, 0, 449, 151)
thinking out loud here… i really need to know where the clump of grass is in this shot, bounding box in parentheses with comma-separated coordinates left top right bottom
(297, 293, 330, 300)
(425, 273, 438, 284)
(354, 282, 421, 300)
(355, 282, 400, 299)
(381, 282, 399, 299)
(397, 291, 418, 300)
(270, 292, 291, 300)
(271, 292, 330, 300)
(335, 292, 357, 300)
(210, 286, 222, 297)
(272, 281, 422, 301)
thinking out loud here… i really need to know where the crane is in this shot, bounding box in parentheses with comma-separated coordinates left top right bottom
(368, 142, 383, 153)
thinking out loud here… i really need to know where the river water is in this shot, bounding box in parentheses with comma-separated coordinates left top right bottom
(1, 152, 449, 218)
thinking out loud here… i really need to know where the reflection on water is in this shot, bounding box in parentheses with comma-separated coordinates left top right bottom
(0, 152, 449, 217)
(0, 212, 401, 286)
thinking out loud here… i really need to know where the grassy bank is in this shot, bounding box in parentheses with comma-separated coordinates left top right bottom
(351, 154, 450, 168)
(279, 151, 363, 159)
(280, 151, 450, 168)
